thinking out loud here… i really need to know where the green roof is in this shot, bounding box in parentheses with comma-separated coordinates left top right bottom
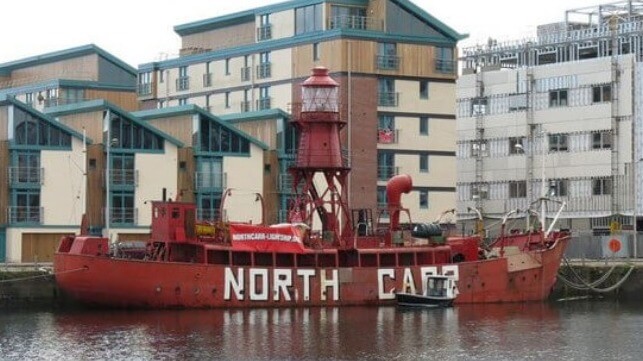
(0, 44, 137, 76)
(219, 108, 291, 123)
(43, 99, 184, 147)
(133, 105, 269, 150)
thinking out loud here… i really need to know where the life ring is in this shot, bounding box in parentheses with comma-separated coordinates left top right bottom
(608, 238, 621, 253)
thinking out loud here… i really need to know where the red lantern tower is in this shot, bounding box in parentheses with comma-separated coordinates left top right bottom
(289, 67, 352, 245)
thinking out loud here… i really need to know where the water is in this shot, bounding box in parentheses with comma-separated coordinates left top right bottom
(0, 301, 641, 361)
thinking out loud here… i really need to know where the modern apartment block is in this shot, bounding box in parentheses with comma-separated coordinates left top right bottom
(137, 0, 465, 224)
(0, 44, 138, 112)
(456, 1, 643, 234)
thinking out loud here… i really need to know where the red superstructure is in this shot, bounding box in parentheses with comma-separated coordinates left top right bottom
(54, 67, 570, 308)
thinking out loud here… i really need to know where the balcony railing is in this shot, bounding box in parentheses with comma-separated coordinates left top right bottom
(376, 55, 400, 70)
(377, 129, 399, 144)
(240, 100, 251, 113)
(203, 73, 212, 87)
(110, 169, 137, 187)
(110, 207, 137, 225)
(434, 59, 456, 74)
(8, 206, 42, 224)
(8, 167, 43, 185)
(43, 98, 59, 107)
(378, 92, 399, 107)
(377, 166, 399, 181)
(137, 83, 152, 96)
(257, 97, 271, 110)
(257, 24, 272, 41)
(241, 67, 251, 81)
(176, 76, 190, 91)
(195, 172, 226, 190)
(278, 173, 295, 193)
(257, 63, 272, 79)
(328, 15, 383, 31)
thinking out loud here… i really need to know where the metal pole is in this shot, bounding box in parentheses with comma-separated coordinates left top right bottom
(540, 131, 546, 232)
(105, 113, 111, 243)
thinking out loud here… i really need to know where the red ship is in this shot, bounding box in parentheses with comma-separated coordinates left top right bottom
(54, 67, 570, 308)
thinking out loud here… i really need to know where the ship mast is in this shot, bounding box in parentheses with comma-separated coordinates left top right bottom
(288, 67, 352, 246)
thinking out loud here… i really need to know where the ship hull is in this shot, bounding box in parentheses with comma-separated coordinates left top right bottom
(54, 238, 568, 308)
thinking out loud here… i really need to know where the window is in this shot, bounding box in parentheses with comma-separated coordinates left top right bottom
(204, 62, 212, 87)
(471, 140, 488, 157)
(225, 58, 231, 75)
(159, 70, 165, 83)
(330, 5, 367, 30)
(419, 191, 429, 209)
(379, 115, 394, 131)
(592, 85, 611, 103)
(110, 154, 135, 186)
(25, 93, 33, 106)
(509, 181, 527, 198)
(178, 98, 187, 106)
(198, 116, 250, 154)
(378, 79, 397, 107)
(158, 100, 165, 109)
(176, 66, 189, 91)
(111, 191, 135, 225)
(592, 178, 612, 195)
(471, 184, 488, 199)
(592, 131, 611, 149)
(258, 52, 271, 78)
(419, 154, 429, 173)
(377, 43, 398, 70)
(435, 47, 454, 73)
(138, 72, 152, 95)
(13, 107, 71, 147)
(295, 4, 323, 35)
(258, 14, 272, 40)
(313, 42, 320, 61)
(471, 97, 487, 115)
(11, 151, 40, 185)
(108, 112, 162, 150)
(508, 93, 527, 112)
(419, 81, 429, 99)
(241, 55, 251, 81)
(419, 117, 429, 135)
(549, 89, 568, 107)
(509, 137, 525, 154)
(258, 86, 271, 110)
(11, 189, 40, 224)
(377, 152, 395, 180)
(225, 92, 231, 109)
(549, 134, 568, 152)
(549, 179, 568, 197)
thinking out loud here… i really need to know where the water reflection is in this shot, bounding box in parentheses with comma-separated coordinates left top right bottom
(0, 301, 641, 360)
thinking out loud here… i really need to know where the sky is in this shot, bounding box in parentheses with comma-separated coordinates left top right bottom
(0, 0, 608, 68)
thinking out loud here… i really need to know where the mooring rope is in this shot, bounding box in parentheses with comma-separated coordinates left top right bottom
(557, 257, 636, 293)
(0, 266, 87, 284)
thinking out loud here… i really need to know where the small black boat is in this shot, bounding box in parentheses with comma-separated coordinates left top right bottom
(395, 275, 458, 307)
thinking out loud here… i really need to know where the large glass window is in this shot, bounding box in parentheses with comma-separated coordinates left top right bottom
(111, 191, 135, 224)
(199, 116, 250, 154)
(11, 189, 40, 224)
(295, 4, 323, 35)
(13, 107, 71, 147)
(108, 112, 162, 151)
(377, 152, 395, 180)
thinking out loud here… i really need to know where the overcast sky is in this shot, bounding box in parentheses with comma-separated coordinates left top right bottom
(1, 0, 606, 67)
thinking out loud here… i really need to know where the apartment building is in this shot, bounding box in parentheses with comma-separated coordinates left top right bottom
(137, 0, 465, 224)
(456, 1, 643, 234)
(0, 44, 138, 112)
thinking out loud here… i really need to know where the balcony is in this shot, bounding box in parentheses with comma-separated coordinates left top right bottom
(257, 63, 271, 79)
(241, 67, 251, 81)
(137, 83, 152, 96)
(195, 172, 226, 190)
(8, 206, 42, 224)
(376, 55, 400, 70)
(434, 59, 456, 74)
(240, 100, 251, 113)
(110, 207, 137, 225)
(377, 166, 399, 181)
(378, 92, 399, 107)
(278, 173, 296, 193)
(110, 169, 138, 187)
(176, 76, 190, 91)
(328, 15, 383, 31)
(43, 98, 59, 107)
(377, 129, 399, 144)
(257, 97, 271, 110)
(8, 167, 42, 186)
(257, 24, 272, 41)
(203, 73, 212, 87)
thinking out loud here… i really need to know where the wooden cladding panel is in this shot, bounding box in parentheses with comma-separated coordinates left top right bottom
(21, 233, 73, 262)
(148, 116, 194, 145)
(0, 142, 8, 224)
(177, 148, 195, 203)
(0, 105, 8, 140)
(234, 120, 277, 149)
(85, 90, 138, 111)
(58, 112, 104, 143)
(11, 54, 99, 83)
(181, 23, 255, 52)
(86, 144, 105, 229)
(292, 39, 457, 80)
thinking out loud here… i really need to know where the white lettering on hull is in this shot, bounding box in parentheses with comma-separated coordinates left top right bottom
(223, 266, 460, 302)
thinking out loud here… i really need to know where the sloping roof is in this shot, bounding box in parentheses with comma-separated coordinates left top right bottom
(133, 105, 269, 150)
(44, 99, 184, 147)
(174, 0, 465, 41)
(0, 44, 137, 76)
(0, 97, 92, 143)
(219, 108, 291, 123)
